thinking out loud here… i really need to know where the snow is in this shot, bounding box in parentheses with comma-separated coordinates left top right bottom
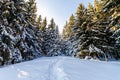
(18, 70, 29, 78)
(2, 26, 15, 40)
(89, 44, 104, 53)
(49, 57, 69, 80)
(112, 28, 120, 38)
(0, 56, 120, 80)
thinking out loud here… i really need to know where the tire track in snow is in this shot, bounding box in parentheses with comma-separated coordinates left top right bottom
(48, 57, 69, 80)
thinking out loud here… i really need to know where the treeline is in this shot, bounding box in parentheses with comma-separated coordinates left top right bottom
(0, 0, 64, 65)
(62, 0, 120, 61)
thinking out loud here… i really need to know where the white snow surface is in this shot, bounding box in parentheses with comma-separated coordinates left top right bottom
(0, 56, 120, 80)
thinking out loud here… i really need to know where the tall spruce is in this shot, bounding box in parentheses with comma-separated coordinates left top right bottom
(62, 21, 68, 39)
(40, 17, 47, 31)
(36, 15, 42, 30)
(106, 0, 120, 59)
(44, 18, 57, 56)
(26, 0, 37, 25)
(62, 0, 119, 60)
(62, 14, 75, 39)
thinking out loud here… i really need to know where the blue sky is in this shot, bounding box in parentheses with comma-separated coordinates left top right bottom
(36, 0, 94, 33)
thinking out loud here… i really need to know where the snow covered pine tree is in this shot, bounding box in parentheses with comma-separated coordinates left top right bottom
(0, 0, 43, 65)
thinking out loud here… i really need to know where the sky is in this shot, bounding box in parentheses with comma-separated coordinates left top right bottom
(36, 0, 94, 33)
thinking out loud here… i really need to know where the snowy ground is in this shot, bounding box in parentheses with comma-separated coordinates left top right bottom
(0, 56, 120, 80)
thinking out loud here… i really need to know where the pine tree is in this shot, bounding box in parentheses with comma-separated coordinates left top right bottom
(40, 17, 47, 30)
(19, 2, 43, 60)
(48, 18, 55, 29)
(88, 3, 95, 15)
(76, 1, 116, 60)
(62, 14, 75, 39)
(44, 18, 56, 56)
(93, 0, 107, 22)
(66, 4, 89, 57)
(47, 26, 62, 56)
(36, 15, 42, 30)
(26, 0, 37, 25)
(88, 2, 95, 20)
(67, 14, 75, 37)
(75, 4, 87, 27)
(105, 0, 120, 59)
(62, 21, 68, 39)
(0, 0, 17, 65)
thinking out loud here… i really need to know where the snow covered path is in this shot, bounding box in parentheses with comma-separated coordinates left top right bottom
(49, 57, 69, 80)
(0, 56, 120, 80)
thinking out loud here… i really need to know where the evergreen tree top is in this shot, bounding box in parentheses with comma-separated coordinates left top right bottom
(40, 17, 47, 30)
(48, 18, 56, 30)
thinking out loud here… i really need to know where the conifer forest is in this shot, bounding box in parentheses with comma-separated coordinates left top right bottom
(0, 0, 120, 66)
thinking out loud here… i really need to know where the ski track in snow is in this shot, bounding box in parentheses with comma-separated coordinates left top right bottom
(49, 57, 69, 80)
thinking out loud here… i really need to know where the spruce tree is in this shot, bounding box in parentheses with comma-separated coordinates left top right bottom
(48, 18, 55, 29)
(40, 17, 47, 31)
(26, 0, 37, 25)
(47, 26, 62, 56)
(67, 14, 75, 38)
(75, 4, 87, 27)
(44, 18, 56, 56)
(36, 15, 42, 30)
(67, 4, 88, 57)
(62, 14, 75, 39)
(0, 0, 22, 65)
(76, 1, 116, 60)
(88, 3, 95, 15)
(62, 21, 68, 39)
(105, 0, 120, 59)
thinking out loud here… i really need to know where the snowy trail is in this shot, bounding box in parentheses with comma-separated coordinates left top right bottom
(49, 57, 69, 80)
(0, 56, 120, 80)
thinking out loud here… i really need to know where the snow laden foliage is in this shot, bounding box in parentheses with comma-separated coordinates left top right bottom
(47, 26, 63, 56)
(112, 28, 120, 45)
(42, 20, 62, 56)
(0, 24, 16, 65)
(61, 40, 74, 56)
(62, 1, 120, 60)
(0, 0, 43, 65)
(112, 27, 120, 59)
(104, 0, 120, 59)
(16, 25, 43, 60)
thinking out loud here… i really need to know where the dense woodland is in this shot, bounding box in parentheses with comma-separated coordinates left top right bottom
(63, 0, 120, 61)
(0, 0, 120, 66)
